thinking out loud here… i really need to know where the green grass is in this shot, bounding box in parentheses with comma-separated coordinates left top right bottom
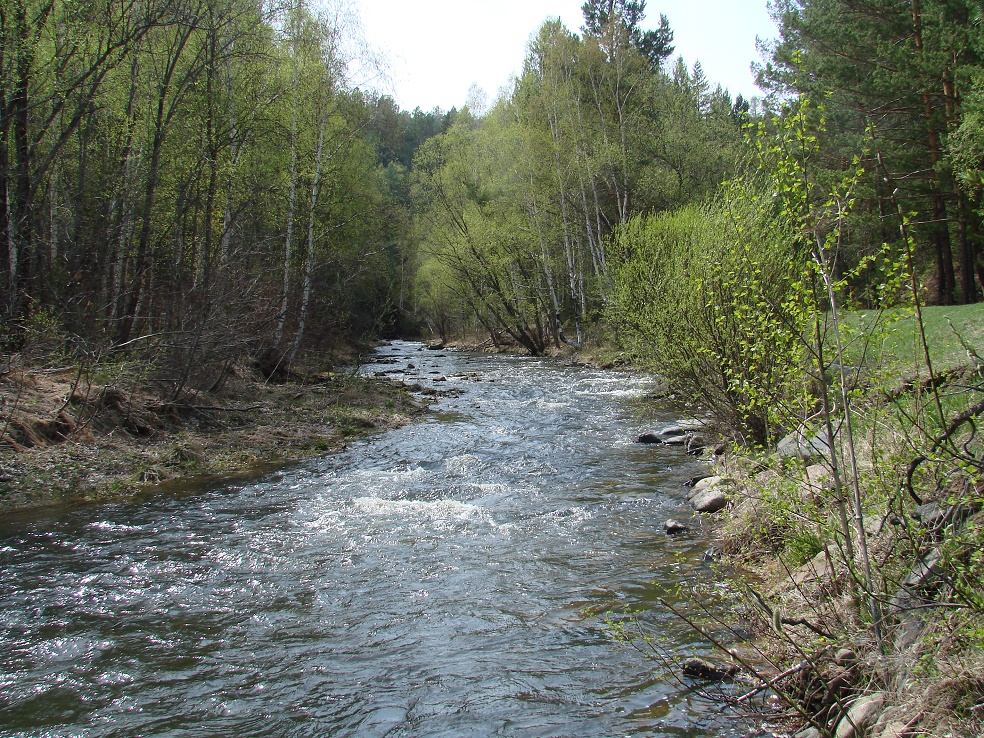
(839, 303, 984, 376)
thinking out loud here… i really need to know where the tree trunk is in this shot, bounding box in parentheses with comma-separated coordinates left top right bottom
(287, 107, 329, 365)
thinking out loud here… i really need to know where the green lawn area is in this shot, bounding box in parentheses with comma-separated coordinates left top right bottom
(840, 303, 984, 376)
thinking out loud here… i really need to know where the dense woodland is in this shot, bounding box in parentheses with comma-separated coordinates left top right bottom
(2, 0, 983, 388)
(0, 0, 453, 390)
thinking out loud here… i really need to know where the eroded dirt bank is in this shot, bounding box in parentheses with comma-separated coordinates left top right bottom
(0, 359, 431, 512)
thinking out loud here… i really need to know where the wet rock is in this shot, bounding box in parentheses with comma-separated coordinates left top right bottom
(637, 433, 662, 444)
(426, 341, 445, 350)
(835, 692, 886, 738)
(659, 425, 685, 437)
(680, 656, 737, 681)
(663, 433, 689, 446)
(664, 519, 688, 534)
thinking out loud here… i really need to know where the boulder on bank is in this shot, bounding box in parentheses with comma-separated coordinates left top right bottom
(686, 476, 730, 497)
(835, 692, 887, 738)
(777, 424, 835, 463)
(686, 476, 734, 513)
(690, 487, 729, 513)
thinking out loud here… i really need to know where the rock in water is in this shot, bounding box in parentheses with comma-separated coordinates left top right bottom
(680, 657, 737, 681)
(664, 519, 688, 534)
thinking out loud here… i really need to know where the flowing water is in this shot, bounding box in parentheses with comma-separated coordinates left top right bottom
(0, 341, 746, 737)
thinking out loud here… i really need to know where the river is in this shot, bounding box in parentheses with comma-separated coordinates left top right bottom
(0, 341, 746, 737)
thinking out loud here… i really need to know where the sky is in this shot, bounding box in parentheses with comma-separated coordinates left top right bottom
(351, 0, 780, 112)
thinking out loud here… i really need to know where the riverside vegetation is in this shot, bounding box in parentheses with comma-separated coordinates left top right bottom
(3, 0, 984, 735)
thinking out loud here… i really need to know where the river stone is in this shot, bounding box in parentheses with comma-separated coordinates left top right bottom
(664, 519, 688, 534)
(663, 433, 689, 446)
(659, 425, 685, 438)
(834, 648, 857, 667)
(687, 476, 729, 499)
(835, 692, 887, 738)
(680, 657, 736, 681)
(795, 729, 821, 738)
(637, 433, 662, 444)
(690, 486, 729, 513)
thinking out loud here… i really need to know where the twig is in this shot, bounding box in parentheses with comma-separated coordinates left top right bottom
(733, 658, 815, 706)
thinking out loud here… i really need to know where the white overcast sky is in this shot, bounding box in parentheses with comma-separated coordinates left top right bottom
(349, 0, 779, 112)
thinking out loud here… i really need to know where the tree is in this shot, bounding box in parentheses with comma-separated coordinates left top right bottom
(580, 0, 674, 68)
(759, 0, 982, 304)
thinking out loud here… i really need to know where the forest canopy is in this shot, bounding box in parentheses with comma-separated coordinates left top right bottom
(2, 0, 983, 384)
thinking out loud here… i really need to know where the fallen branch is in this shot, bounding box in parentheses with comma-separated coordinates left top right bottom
(149, 403, 265, 413)
(906, 396, 984, 505)
(733, 657, 816, 706)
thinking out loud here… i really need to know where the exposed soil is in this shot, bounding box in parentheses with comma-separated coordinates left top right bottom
(0, 359, 432, 513)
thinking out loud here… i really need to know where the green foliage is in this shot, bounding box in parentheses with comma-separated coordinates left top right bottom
(407, 14, 744, 347)
(0, 0, 433, 375)
(608, 191, 806, 443)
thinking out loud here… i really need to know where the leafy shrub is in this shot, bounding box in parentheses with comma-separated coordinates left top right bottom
(608, 193, 808, 444)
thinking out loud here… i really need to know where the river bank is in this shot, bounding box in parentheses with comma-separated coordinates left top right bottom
(668, 370, 984, 738)
(0, 355, 432, 513)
